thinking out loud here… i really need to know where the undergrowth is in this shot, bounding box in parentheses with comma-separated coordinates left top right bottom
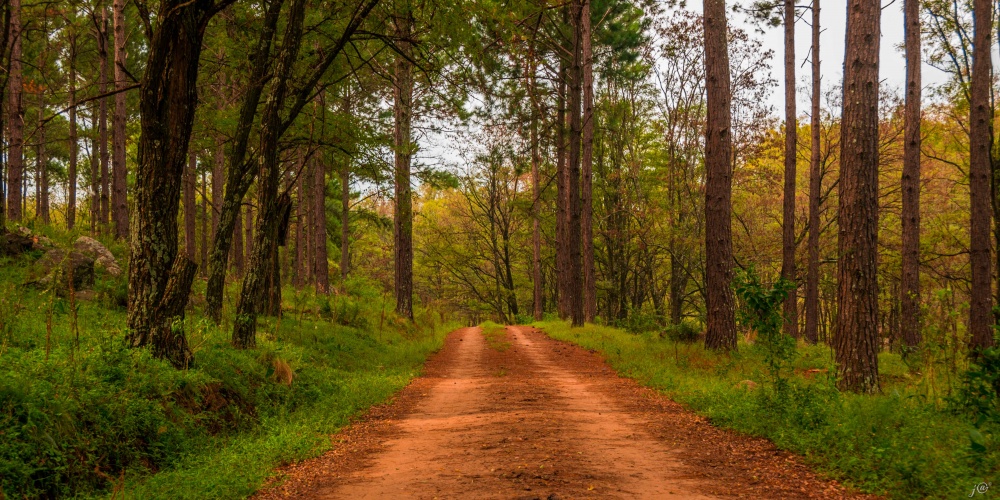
(536, 319, 1000, 499)
(0, 234, 456, 499)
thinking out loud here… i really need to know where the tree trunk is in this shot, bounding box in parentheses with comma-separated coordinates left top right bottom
(393, 8, 414, 318)
(295, 164, 305, 287)
(204, 0, 283, 322)
(530, 58, 543, 321)
(781, 0, 798, 338)
(184, 151, 197, 260)
(212, 137, 223, 239)
(37, 90, 49, 224)
(581, 0, 595, 323)
(233, 0, 306, 348)
(68, 32, 78, 230)
(969, 0, 994, 352)
(314, 156, 329, 294)
(900, 0, 921, 350)
(127, 0, 224, 366)
(805, 0, 821, 344)
(836, 0, 881, 392)
(90, 102, 100, 231)
(111, 0, 128, 239)
(246, 202, 254, 264)
(201, 170, 208, 270)
(568, 0, 584, 327)
(703, 0, 736, 351)
(7, 0, 21, 223)
(556, 46, 569, 319)
(340, 162, 350, 282)
(98, 9, 110, 227)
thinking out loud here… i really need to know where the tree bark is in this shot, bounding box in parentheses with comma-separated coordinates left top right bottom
(836, 0, 881, 392)
(295, 161, 305, 287)
(781, 0, 798, 338)
(568, 0, 584, 327)
(393, 8, 414, 318)
(212, 137, 223, 239)
(68, 31, 78, 230)
(97, 10, 110, 226)
(246, 201, 254, 264)
(37, 90, 49, 224)
(111, 0, 128, 239)
(340, 162, 350, 282)
(805, 0, 821, 344)
(529, 57, 543, 321)
(90, 102, 100, 231)
(233, 0, 306, 348)
(581, 0, 595, 323)
(703, 0, 736, 351)
(556, 45, 569, 319)
(969, 0, 994, 352)
(900, 0, 921, 350)
(6, 0, 21, 223)
(184, 151, 197, 260)
(201, 170, 208, 270)
(127, 0, 227, 365)
(314, 155, 329, 294)
(232, 202, 244, 272)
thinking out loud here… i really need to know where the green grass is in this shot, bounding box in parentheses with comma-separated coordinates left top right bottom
(479, 320, 511, 352)
(536, 321, 999, 499)
(0, 233, 457, 499)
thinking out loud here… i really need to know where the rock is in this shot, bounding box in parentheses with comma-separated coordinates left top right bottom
(73, 236, 122, 276)
(26, 249, 95, 295)
(16, 226, 53, 251)
(0, 232, 33, 257)
(736, 380, 758, 391)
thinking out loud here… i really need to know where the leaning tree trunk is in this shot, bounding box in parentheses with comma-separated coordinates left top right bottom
(127, 0, 227, 367)
(900, 0, 922, 350)
(781, 0, 798, 338)
(112, 0, 128, 239)
(232, 0, 305, 348)
(393, 7, 414, 319)
(6, 0, 21, 223)
(969, 0, 994, 352)
(836, 0, 881, 392)
(703, 0, 736, 351)
(805, 0, 821, 344)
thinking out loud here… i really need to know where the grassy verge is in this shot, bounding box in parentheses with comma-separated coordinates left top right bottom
(535, 321, 998, 499)
(0, 227, 457, 499)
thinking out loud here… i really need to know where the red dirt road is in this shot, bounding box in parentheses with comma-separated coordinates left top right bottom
(256, 326, 872, 499)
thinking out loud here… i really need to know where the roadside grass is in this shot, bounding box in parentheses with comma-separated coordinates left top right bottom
(479, 321, 511, 352)
(0, 241, 456, 499)
(536, 321, 998, 499)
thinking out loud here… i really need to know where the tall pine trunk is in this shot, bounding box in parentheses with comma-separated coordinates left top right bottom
(529, 56, 543, 321)
(340, 162, 350, 282)
(184, 151, 196, 260)
(211, 137, 223, 239)
(969, 0, 994, 352)
(393, 8, 414, 318)
(805, 0, 821, 344)
(781, 0, 798, 338)
(97, 10, 110, 226)
(6, 0, 21, 223)
(111, 0, 128, 239)
(201, 170, 208, 270)
(581, 0, 595, 323)
(836, 0, 881, 392)
(37, 90, 49, 224)
(68, 32, 78, 230)
(556, 50, 569, 319)
(703, 0, 736, 350)
(568, 0, 584, 327)
(314, 155, 329, 293)
(900, 0, 921, 350)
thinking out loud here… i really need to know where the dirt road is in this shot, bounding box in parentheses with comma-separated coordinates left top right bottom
(256, 326, 871, 499)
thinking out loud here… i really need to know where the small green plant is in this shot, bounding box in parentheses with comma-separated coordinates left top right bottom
(479, 321, 510, 351)
(733, 267, 796, 386)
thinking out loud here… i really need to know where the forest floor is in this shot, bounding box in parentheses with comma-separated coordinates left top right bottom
(254, 326, 876, 499)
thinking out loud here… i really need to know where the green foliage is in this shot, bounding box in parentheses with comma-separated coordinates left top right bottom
(734, 267, 796, 384)
(951, 340, 1000, 426)
(479, 321, 510, 351)
(0, 261, 455, 498)
(536, 320, 999, 499)
(662, 320, 700, 343)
